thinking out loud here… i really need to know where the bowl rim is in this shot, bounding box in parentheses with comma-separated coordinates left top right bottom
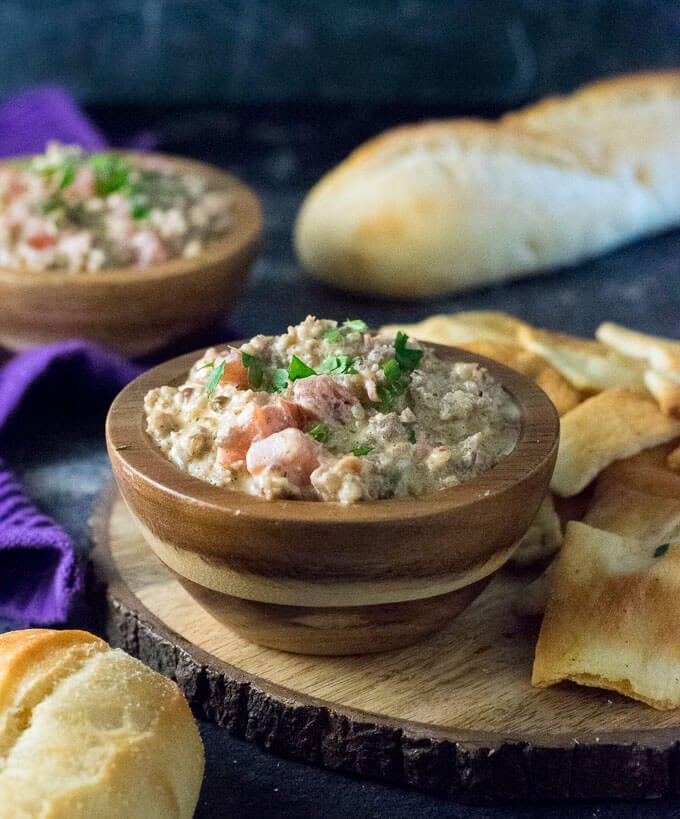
(0, 150, 262, 287)
(106, 336, 560, 525)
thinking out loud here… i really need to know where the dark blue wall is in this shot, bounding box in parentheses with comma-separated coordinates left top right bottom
(3, 1, 680, 106)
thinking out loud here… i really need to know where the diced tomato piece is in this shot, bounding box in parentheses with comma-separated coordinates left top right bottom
(3, 174, 28, 203)
(27, 233, 57, 250)
(218, 352, 250, 390)
(216, 399, 306, 468)
(292, 375, 359, 424)
(246, 427, 322, 487)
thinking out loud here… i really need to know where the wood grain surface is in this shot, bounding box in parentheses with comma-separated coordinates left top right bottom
(93, 484, 680, 800)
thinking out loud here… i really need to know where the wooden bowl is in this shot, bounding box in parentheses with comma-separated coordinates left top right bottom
(106, 343, 559, 655)
(0, 153, 262, 356)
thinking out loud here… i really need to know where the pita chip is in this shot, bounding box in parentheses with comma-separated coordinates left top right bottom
(584, 466, 680, 546)
(509, 493, 563, 567)
(550, 388, 680, 496)
(532, 521, 680, 709)
(644, 369, 680, 418)
(596, 321, 680, 373)
(518, 325, 647, 392)
(668, 445, 680, 472)
(380, 311, 529, 348)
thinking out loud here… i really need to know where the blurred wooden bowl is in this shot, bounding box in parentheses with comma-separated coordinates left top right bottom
(0, 153, 262, 357)
(106, 343, 559, 655)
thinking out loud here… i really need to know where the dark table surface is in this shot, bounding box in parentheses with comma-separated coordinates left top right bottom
(7, 103, 680, 818)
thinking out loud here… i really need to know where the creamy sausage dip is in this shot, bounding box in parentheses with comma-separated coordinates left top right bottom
(0, 143, 233, 272)
(144, 316, 521, 503)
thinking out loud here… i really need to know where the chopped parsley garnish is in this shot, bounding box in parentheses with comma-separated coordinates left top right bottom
(36, 150, 154, 221)
(90, 153, 132, 197)
(342, 319, 368, 333)
(39, 155, 79, 213)
(288, 355, 316, 381)
(41, 198, 63, 215)
(205, 361, 225, 396)
(271, 368, 289, 392)
(324, 319, 368, 342)
(376, 332, 422, 413)
(394, 330, 423, 371)
(271, 350, 358, 392)
(351, 445, 373, 457)
(241, 351, 264, 389)
(129, 192, 151, 220)
(308, 423, 330, 443)
(57, 161, 77, 191)
(654, 543, 670, 558)
(407, 429, 417, 444)
(318, 354, 358, 375)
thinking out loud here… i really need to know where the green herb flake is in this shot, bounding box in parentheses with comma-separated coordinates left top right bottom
(376, 332, 422, 412)
(654, 543, 670, 558)
(382, 359, 401, 381)
(89, 153, 132, 197)
(288, 355, 316, 381)
(377, 359, 408, 412)
(308, 423, 330, 443)
(342, 319, 368, 333)
(57, 161, 77, 191)
(351, 445, 373, 457)
(324, 318, 368, 342)
(129, 193, 150, 220)
(206, 361, 226, 396)
(394, 331, 423, 371)
(241, 351, 264, 389)
(323, 328, 342, 343)
(318, 355, 358, 375)
(407, 429, 416, 444)
(271, 368, 289, 392)
(41, 198, 63, 215)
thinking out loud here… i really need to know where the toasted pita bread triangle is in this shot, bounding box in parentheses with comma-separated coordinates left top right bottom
(532, 521, 680, 710)
(510, 493, 563, 567)
(597, 321, 680, 373)
(668, 445, 680, 472)
(551, 388, 680, 496)
(644, 369, 680, 418)
(584, 464, 680, 545)
(518, 325, 647, 392)
(380, 311, 529, 348)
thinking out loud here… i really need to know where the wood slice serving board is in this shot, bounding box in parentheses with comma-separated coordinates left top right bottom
(92, 484, 680, 801)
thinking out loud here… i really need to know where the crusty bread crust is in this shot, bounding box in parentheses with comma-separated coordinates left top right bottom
(294, 71, 680, 298)
(0, 629, 204, 819)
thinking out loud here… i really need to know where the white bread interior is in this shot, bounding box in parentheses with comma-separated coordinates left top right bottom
(294, 71, 680, 298)
(0, 628, 204, 819)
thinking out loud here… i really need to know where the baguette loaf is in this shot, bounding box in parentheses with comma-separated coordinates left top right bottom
(294, 71, 680, 298)
(0, 629, 204, 819)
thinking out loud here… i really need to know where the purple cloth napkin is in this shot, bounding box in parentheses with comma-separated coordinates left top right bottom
(0, 464, 81, 624)
(0, 85, 107, 156)
(0, 86, 147, 626)
(0, 341, 141, 626)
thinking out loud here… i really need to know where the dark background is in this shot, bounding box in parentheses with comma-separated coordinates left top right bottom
(4, 0, 680, 108)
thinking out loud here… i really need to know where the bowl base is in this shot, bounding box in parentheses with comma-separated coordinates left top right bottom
(175, 575, 491, 655)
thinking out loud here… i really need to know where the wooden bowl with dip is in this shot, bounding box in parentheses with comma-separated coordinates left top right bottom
(106, 338, 559, 655)
(0, 148, 261, 356)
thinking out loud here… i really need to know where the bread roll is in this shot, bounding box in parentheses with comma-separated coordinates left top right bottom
(294, 71, 680, 298)
(0, 629, 204, 818)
